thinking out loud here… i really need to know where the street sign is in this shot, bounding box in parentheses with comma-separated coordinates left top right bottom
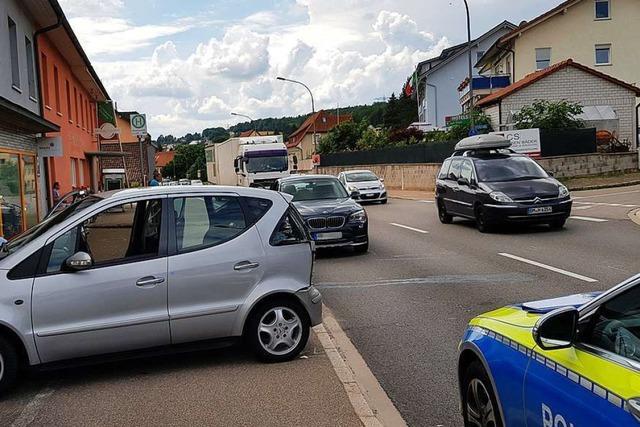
(130, 114, 147, 137)
(37, 136, 63, 157)
(491, 128, 542, 158)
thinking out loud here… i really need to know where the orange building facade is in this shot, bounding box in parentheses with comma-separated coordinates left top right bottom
(37, 23, 109, 208)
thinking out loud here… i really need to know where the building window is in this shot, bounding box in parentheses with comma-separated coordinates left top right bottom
(53, 66, 61, 114)
(595, 0, 610, 19)
(535, 48, 551, 70)
(41, 53, 50, 107)
(25, 37, 36, 99)
(74, 87, 79, 124)
(595, 44, 611, 65)
(8, 17, 20, 89)
(66, 80, 72, 121)
(71, 158, 77, 188)
(79, 159, 85, 186)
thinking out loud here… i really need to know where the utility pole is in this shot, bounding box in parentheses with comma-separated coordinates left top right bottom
(463, 0, 475, 132)
(277, 76, 316, 153)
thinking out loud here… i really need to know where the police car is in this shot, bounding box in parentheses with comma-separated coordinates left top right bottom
(458, 273, 640, 427)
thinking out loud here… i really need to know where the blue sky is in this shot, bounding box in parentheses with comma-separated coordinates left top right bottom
(60, 0, 564, 136)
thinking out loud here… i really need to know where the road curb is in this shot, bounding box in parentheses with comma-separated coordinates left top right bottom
(315, 306, 407, 427)
(565, 180, 640, 192)
(629, 208, 640, 226)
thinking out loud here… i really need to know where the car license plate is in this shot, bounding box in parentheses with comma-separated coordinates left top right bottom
(313, 232, 342, 241)
(528, 206, 553, 215)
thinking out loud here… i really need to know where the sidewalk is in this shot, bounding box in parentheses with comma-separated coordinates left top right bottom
(560, 171, 640, 191)
(388, 190, 434, 201)
(1, 331, 364, 427)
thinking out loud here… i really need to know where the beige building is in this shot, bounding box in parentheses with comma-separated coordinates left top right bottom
(478, 0, 640, 86)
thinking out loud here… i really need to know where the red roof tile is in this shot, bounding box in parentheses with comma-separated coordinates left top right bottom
(286, 110, 353, 148)
(477, 59, 640, 107)
(155, 151, 175, 168)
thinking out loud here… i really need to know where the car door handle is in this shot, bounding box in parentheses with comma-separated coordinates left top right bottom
(234, 261, 260, 271)
(629, 398, 640, 422)
(136, 277, 165, 287)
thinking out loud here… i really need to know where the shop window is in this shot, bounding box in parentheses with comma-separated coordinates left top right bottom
(0, 153, 23, 240)
(21, 156, 37, 229)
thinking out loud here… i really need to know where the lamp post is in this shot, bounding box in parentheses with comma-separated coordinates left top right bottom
(230, 112, 254, 122)
(277, 76, 317, 154)
(463, 0, 475, 131)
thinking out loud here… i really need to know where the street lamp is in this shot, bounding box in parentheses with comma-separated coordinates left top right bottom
(463, 0, 475, 131)
(276, 76, 317, 154)
(230, 112, 254, 122)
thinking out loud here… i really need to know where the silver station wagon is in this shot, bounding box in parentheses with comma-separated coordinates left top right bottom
(0, 186, 322, 392)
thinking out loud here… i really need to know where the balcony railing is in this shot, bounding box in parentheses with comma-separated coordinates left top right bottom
(459, 75, 511, 97)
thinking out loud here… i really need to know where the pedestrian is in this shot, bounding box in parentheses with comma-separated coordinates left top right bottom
(52, 182, 61, 205)
(149, 171, 162, 187)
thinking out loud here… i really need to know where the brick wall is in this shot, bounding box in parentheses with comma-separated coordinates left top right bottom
(0, 124, 37, 153)
(316, 163, 442, 191)
(500, 66, 638, 147)
(537, 151, 638, 178)
(100, 141, 155, 186)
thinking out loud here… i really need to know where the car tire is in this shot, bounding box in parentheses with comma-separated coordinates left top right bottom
(462, 360, 503, 427)
(475, 206, 493, 233)
(438, 200, 453, 224)
(549, 219, 566, 230)
(246, 299, 310, 363)
(0, 335, 19, 395)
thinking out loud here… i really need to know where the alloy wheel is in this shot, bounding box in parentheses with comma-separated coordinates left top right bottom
(466, 378, 497, 427)
(258, 307, 302, 356)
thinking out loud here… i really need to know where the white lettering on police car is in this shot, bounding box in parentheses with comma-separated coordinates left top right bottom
(542, 404, 575, 427)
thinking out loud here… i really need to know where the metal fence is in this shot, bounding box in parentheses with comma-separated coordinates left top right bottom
(319, 140, 458, 166)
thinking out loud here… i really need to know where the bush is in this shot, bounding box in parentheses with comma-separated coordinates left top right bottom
(357, 127, 388, 150)
(388, 127, 425, 144)
(513, 100, 584, 130)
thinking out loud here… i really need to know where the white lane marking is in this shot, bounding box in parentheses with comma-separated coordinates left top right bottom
(498, 253, 598, 283)
(574, 205, 595, 210)
(573, 189, 640, 199)
(418, 200, 435, 204)
(11, 388, 56, 427)
(574, 201, 638, 208)
(390, 223, 429, 234)
(570, 216, 609, 223)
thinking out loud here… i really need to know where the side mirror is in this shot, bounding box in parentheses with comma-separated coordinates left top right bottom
(457, 177, 470, 186)
(233, 158, 240, 173)
(380, 178, 385, 183)
(532, 307, 578, 350)
(547, 171, 555, 177)
(350, 190, 361, 200)
(65, 251, 93, 271)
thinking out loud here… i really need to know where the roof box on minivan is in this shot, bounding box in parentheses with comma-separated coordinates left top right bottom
(454, 134, 512, 152)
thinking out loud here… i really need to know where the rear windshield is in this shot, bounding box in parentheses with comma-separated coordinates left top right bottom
(473, 156, 548, 182)
(345, 172, 378, 182)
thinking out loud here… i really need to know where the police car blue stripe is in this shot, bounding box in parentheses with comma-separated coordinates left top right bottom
(470, 326, 628, 411)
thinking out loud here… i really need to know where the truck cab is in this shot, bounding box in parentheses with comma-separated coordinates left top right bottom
(234, 140, 291, 188)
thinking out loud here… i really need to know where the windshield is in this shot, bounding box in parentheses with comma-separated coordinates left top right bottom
(246, 156, 288, 173)
(345, 172, 378, 182)
(280, 178, 349, 201)
(474, 156, 548, 183)
(0, 195, 100, 260)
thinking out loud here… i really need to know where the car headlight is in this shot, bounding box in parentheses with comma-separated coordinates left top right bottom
(348, 209, 367, 223)
(489, 191, 513, 203)
(558, 185, 570, 198)
(379, 182, 385, 190)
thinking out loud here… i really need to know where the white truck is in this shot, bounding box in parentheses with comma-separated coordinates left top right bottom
(209, 135, 294, 188)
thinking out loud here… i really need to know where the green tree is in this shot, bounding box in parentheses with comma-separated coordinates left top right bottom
(318, 121, 368, 154)
(357, 127, 388, 150)
(202, 127, 230, 143)
(162, 144, 207, 181)
(513, 100, 584, 130)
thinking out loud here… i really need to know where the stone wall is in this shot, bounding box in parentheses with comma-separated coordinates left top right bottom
(317, 152, 639, 188)
(316, 163, 442, 191)
(536, 151, 638, 178)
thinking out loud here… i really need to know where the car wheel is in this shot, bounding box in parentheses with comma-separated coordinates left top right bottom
(438, 200, 453, 224)
(0, 336, 19, 395)
(462, 361, 503, 427)
(549, 219, 566, 230)
(354, 240, 369, 254)
(475, 206, 492, 233)
(246, 299, 310, 363)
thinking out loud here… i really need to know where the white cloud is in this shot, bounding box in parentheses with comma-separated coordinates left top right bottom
(59, 0, 123, 17)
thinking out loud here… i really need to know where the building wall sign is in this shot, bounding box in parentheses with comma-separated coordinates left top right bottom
(37, 136, 63, 157)
(491, 128, 541, 157)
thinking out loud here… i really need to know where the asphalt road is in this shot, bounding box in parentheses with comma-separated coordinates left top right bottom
(315, 185, 640, 427)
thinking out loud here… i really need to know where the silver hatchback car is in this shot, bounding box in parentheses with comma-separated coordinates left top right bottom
(0, 186, 321, 392)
